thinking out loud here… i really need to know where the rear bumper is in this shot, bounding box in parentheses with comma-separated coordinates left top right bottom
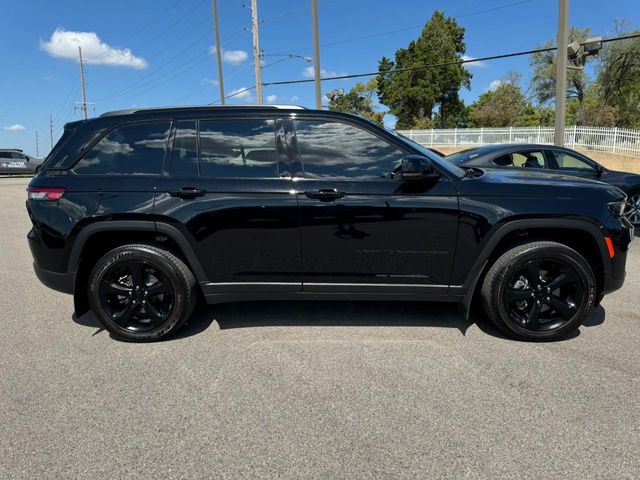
(33, 263, 74, 295)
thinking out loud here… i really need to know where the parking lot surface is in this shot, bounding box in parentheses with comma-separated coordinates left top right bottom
(1, 177, 639, 479)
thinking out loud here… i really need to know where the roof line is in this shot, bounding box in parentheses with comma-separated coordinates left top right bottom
(100, 105, 306, 117)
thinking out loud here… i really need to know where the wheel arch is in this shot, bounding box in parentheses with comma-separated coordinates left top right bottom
(458, 218, 610, 317)
(70, 221, 207, 316)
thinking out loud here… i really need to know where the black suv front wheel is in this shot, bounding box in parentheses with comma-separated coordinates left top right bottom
(88, 244, 196, 342)
(481, 241, 596, 341)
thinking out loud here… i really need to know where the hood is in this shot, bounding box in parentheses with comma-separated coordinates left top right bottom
(602, 169, 640, 191)
(461, 167, 624, 199)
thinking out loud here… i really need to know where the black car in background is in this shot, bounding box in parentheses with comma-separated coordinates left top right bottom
(26, 106, 633, 342)
(0, 149, 43, 175)
(446, 144, 640, 225)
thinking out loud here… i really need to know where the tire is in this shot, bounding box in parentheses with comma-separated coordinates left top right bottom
(481, 241, 596, 341)
(87, 244, 197, 342)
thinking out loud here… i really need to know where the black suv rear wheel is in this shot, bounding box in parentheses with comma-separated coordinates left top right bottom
(88, 244, 196, 342)
(481, 241, 596, 341)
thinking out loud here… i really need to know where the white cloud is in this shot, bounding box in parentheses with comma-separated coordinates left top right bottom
(41, 28, 147, 69)
(266, 94, 278, 104)
(488, 79, 504, 91)
(3, 124, 26, 131)
(229, 87, 252, 102)
(222, 50, 248, 65)
(302, 66, 346, 79)
(461, 55, 486, 68)
(201, 77, 219, 86)
(209, 45, 249, 65)
(291, 95, 299, 102)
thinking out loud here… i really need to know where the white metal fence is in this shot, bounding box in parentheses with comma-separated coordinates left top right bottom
(397, 126, 640, 157)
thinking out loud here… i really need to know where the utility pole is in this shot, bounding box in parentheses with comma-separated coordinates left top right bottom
(212, 0, 225, 104)
(250, 0, 263, 104)
(311, 0, 322, 109)
(35, 132, 39, 157)
(78, 46, 88, 120)
(49, 114, 54, 149)
(554, 0, 569, 146)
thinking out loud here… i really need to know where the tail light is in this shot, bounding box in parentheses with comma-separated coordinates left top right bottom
(27, 187, 65, 201)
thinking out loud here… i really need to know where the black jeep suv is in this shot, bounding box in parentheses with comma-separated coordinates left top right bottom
(27, 106, 633, 342)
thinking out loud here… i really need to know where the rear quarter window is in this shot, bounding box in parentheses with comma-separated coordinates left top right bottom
(73, 121, 170, 175)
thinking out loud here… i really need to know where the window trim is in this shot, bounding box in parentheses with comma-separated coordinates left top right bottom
(70, 119, 173, 176)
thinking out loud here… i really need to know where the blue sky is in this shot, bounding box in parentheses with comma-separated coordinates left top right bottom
(0, 0, 637, 156)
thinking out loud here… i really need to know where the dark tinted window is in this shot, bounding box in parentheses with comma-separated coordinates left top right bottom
(294, 120, 405, 180)
(512, 150, 546, 168)
(74, 121, 170, 175)
(493, 154, 513, 166)
(199, 119, 277, 178)
(171, 120, 198, 177)
(551, 151, 594, 171)
(0, 152, 25, 159)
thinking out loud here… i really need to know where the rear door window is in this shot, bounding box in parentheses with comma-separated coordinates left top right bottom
(73, 121, 170, 175)
(511, 150, 546, 169)
(199, 119, 278, 178)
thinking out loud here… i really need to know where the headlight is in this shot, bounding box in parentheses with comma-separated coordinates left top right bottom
(607, 199, 627, 217)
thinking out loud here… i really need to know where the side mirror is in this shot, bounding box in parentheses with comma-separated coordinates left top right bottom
(399, 155, 440, 182)
(595, 164, 604, 177)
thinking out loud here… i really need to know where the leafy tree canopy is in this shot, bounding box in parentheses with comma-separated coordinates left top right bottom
(376, 11, 471, 129)
(327, 79, 384, 125)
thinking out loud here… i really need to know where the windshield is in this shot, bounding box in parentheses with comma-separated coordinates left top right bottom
(445, 148, 481, 165)
(388, 130, 466, 177)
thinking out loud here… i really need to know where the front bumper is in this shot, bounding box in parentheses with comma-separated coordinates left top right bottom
(601, 216, 633, 295)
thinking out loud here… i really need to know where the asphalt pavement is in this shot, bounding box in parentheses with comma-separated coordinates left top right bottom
(1, 177, 638, 479)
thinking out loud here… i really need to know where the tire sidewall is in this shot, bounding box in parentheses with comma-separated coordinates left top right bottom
(493, 245, 596, 340)
(88, 247, 188, 341)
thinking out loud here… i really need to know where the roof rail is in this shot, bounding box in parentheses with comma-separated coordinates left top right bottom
(100, 105, 307, 117)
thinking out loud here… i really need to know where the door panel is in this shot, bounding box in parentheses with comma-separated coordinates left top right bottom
(289, 118, 459, 290)
(155, 179, 300, 285)
(155, 118, 301, 290)
(295, 179, 458, 289)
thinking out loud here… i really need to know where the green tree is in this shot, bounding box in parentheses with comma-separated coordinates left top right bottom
(596, 25, 640, 128)
(468, 72, 528, 127)
(376, 11, 471, 129)
(328, 79, 384, 125)
(530, 27, 591, 105)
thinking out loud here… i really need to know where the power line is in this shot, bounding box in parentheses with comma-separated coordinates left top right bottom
(270, 0, 540, 55)
(260, 0, 332, 23)
(240, 33, 640, 91)
(94, 8, 247, 103)
(95, 28, 249, 105)
(209, 85, 256, 104)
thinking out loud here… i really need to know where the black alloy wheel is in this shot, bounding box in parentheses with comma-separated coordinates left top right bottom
(503, 258, 585, 332)
(99, 260, 174, 332)
(88, 244, 196, 342)
(481, 241, 596, 341)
